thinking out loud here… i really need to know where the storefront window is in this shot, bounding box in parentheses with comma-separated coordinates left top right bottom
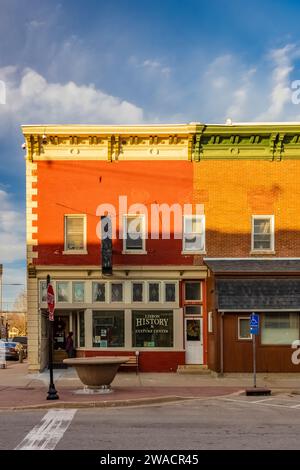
(132, 283, 143, 302)
(93, 311, 124, 347)
(73, 282, 85, 303)
(111, 283, 123, 302)
(261, 313, 300, 345)
(93, 282, 106, 302)
(132, 310, 173, 348)
(57, 282, 69, 303)
(149, 283, 159, 302)
(40, 281, 47, 303)
(165, 283, 176, 302)
(79, 311, 85, 347)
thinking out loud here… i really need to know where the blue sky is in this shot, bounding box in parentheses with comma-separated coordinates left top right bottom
(1, 0, 300, 307)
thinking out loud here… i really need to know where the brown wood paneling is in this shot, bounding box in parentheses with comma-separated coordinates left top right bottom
(223, 313, 300, 372)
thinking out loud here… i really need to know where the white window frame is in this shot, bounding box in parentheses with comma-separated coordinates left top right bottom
(182, 215, 205, 254)
(122, 214, 147, 254)
(251, 215, 274, 253)
(63, 214, 87, 254)
(238, 316, 252, 340)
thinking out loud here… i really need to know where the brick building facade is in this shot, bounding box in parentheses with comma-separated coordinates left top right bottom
(23, 122, 300, 373)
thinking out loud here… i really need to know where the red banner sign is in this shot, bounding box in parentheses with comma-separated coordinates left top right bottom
(47, 283, 55, 321)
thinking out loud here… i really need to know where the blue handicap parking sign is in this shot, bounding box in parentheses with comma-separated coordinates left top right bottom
(250, 313, 259, 334)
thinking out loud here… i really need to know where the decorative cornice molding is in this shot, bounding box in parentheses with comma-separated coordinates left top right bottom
(22, 123, 300, 162)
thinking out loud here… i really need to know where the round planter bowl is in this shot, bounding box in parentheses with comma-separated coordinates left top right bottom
(63, 356, 130, 389)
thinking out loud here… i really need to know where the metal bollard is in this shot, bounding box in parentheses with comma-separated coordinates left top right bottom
(19, 349, 24, 363)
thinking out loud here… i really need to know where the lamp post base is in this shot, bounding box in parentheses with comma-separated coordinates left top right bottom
(47, 384, 59, 400)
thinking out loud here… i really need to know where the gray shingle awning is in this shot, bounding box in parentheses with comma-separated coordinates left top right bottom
(216, 278, 300, 310)
(204, 259, 300, 274)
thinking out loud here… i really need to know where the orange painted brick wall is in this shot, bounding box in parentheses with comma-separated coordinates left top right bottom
(193, 160, 300, 257)
(36, 160, 194, 265)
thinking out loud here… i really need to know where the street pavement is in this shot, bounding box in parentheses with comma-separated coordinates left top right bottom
(1, 362, 300, 411)
(2, 395, 300, 450)
(2, 363, 300, 450)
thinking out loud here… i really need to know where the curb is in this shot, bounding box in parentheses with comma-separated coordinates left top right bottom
(0, 395, 196, 411)
(0, 389, 246, 411)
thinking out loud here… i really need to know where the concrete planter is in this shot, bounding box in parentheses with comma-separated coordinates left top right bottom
(63, 356, 130, 390)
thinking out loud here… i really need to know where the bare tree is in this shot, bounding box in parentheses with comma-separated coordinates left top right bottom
(5, 290, 28, 336)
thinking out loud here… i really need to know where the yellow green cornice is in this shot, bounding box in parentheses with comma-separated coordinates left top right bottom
(193, 123, 300, 161)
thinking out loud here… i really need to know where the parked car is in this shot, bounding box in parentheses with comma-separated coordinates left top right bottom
(12, 336, 27, 358)
(2, 341, 24, 361)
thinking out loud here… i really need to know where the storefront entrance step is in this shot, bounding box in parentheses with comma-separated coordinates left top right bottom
(177, 365, 211, 375)
(245, 387, 272, 396)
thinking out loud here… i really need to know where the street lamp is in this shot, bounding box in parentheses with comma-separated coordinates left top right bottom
(46, 274, 59, 400)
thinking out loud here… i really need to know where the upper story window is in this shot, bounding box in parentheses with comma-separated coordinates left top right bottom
(182, 215, 205, 253)
(123, 214, 146, 254)
(252, 215, 274, 252)
(64, 215, 86, 253)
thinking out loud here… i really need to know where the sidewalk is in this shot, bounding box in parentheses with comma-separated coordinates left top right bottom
(1, 362, 300, 410)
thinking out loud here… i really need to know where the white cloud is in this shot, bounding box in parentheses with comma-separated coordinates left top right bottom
(226, 68, 257, 120)
(256, 45, 296, 121)
(130, 56, 171, 78)
(196, 44, 300, 123)
(0, 190, 24, 263)
(0, 67, 144, 132)
(27, 20, 46, 29)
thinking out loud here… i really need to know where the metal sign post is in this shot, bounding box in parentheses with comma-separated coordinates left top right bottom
(252, 334, 256, 388)
(250, 313, 259, 389)
(46, 275, 59, 400)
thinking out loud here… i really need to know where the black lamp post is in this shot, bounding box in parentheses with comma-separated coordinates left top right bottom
(46, 274, 59, 400)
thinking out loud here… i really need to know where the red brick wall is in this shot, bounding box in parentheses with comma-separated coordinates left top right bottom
(76, 349, 185, 372)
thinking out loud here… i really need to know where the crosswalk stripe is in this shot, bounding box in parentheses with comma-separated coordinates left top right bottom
(15, 409, 77, 450)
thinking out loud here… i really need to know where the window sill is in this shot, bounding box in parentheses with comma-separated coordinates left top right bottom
(62, 250, 88, 255)
(122, 250, 147, 255)
(250, 250, 275, 255)
(181, 251, 207, 255)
